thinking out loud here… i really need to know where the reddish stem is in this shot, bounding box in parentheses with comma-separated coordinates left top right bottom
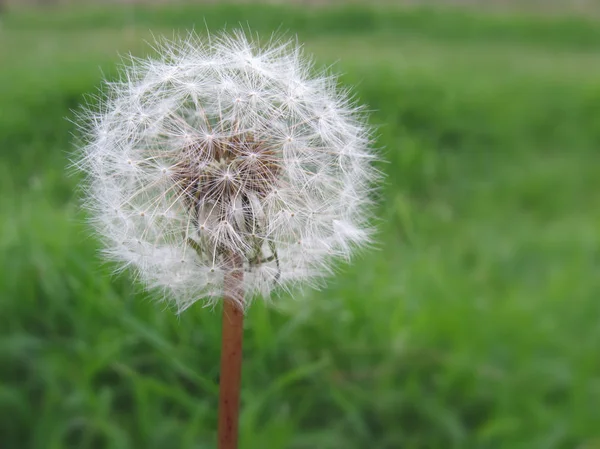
(217, 254, 244, 449)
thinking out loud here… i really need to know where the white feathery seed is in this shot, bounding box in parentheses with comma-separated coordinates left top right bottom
(75, 31, 378, 311)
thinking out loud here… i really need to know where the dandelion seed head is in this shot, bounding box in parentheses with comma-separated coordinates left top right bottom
(75, 31, 378, 311)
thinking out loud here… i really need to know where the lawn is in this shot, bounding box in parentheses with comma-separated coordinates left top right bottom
(0, 3, 599, 449)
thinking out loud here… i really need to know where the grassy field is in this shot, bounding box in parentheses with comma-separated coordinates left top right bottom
(1, 3, 600, 449)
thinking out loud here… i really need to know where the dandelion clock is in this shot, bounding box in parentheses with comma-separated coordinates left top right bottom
(75, 31, 378, 449)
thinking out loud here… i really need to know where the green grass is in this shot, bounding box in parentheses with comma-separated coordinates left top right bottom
(6, 3, 600, 49)
(1, 4, 600, 449)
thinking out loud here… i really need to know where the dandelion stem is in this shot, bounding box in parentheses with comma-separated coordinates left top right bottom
(217, 252, 244, 449)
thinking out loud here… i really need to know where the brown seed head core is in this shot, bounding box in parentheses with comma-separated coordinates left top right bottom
(173, 132, 283, 269)
(176, 133, 281, 208)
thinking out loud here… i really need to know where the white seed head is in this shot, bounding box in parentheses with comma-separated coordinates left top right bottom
(75, 31, 378, 312)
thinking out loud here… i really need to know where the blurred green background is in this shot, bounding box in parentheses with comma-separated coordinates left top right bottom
(1, 1, 600, 448)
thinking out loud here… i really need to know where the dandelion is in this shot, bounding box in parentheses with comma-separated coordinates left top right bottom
(75, 31, 378, 449)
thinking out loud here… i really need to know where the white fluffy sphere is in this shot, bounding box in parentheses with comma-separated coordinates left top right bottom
(76, 31, 377, 311)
